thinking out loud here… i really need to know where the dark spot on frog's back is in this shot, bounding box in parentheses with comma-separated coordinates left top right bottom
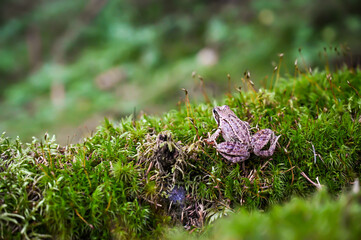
(222, 142, 236, 152)
(259, 134, 268, 141)
(217, 141, 248, 154)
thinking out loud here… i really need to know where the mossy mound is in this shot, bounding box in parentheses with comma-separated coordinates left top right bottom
(1, 69, 360, 239)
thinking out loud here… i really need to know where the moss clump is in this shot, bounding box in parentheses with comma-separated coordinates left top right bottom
(0, 69, 360, 239)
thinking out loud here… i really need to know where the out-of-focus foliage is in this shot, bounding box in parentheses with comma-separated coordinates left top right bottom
(168, 189, 361, 240)
(0, 0, 360, 143)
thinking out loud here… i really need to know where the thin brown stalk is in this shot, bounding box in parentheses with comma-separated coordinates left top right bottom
(327, 74, 338, 105)
(198, 75, 210, 104)
(323, 47, 330, 73)
(244, 71, 257, 93)
(227, 74, 232, 97)
(182, 88, 194, 128)
(298, 48, 310, 75)
(347, 81, 361, 98)
(188, 117, 200, 140)
(268, 66, 277, 90)
(74, 208, 94, 229)
(273, 53, 283, 89)
(105, 196, 112, 212)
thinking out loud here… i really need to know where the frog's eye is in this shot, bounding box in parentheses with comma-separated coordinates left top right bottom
(213, 109, 220, 123)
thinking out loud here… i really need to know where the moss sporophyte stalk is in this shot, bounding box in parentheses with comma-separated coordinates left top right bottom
(0, 69, 360, 239)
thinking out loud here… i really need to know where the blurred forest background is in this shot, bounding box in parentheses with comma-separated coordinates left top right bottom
(0, 0, 360, 144)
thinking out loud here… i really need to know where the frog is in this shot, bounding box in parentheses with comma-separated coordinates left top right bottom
(206, 105, 280, 163)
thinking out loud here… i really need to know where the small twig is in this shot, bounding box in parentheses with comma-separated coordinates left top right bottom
(200, 147, 219, 165)
(260, 159, 271, 171)
(243, 185, 272, 189)
(317, 154, 325, 164)
(300, 171, 322, 189)
(316, 177, 321, 187)
(168, 201, 173, 213)
(283, 166, 296, 174)
(287, 156, 295, 184)
(197, 204, 205, 227)
(144, 161, 154, 179)
(143, 197, 162, 208)
(310, 142, 317, 163)
(285, 139, 291, 150)
(248, 169, 256, 182)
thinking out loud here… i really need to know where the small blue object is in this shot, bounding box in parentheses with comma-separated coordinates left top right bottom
(169, 186, 186, 203)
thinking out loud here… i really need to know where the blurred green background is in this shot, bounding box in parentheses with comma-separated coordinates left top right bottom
(0, 0, 360, 144)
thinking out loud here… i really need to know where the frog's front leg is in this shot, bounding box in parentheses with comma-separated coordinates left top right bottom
(216, 141, 250, 163)
(252, 129, 281, 157)
(206, 128, 222, 145)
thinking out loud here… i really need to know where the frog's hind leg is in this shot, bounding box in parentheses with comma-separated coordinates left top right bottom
(219, 153, 248, 163)
(216, 141, 250, 163)
(252, 129, 281, 157)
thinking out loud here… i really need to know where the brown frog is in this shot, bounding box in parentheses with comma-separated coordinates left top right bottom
(206, 105, 280, 163)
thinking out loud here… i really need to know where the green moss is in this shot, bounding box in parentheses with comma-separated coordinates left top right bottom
(0, 69, 360, 239)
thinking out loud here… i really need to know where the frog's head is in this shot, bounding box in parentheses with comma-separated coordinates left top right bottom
(212, 105, 231, 124)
